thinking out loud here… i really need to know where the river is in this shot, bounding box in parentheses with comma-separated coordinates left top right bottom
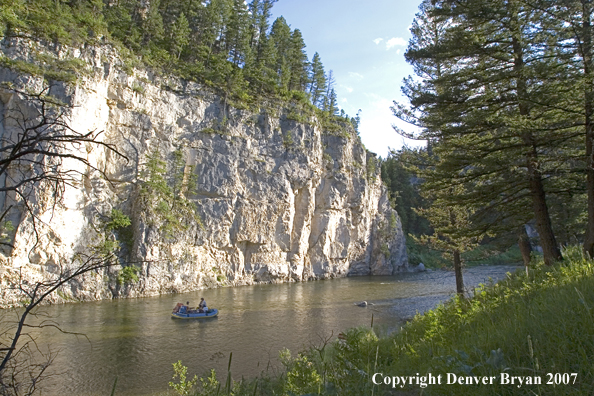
(19, 265, 517, 395)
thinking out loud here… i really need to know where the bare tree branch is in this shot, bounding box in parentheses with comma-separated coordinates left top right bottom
(0, 83, 128, 395)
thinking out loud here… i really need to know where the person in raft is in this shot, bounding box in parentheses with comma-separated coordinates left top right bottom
(198, 297, 208, 313)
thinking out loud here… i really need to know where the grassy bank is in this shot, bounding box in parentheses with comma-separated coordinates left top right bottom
(169, 246, 594, 395)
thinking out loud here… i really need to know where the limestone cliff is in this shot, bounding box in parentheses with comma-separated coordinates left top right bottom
(0, 39, 407, 306)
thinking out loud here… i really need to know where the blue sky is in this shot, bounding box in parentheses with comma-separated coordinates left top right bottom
(271, 0, 423, 157)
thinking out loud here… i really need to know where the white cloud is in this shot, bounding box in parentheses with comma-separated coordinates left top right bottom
(341, 98, 348, 103)
(396, 49, 401, 55)
(373, 38, 383, 45)
(342, 85, 353, 93)
(386, 37, 407, 50)
(348, 72, 364, 81)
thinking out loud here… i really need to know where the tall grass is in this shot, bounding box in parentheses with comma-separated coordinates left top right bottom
(170, 246, 594, 395)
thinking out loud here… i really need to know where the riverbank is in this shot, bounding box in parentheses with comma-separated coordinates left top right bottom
(176, 247, 593, 395)
(6, 265, 512, 395)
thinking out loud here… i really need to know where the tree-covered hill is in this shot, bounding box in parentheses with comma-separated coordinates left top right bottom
(0, 0, 355, 128)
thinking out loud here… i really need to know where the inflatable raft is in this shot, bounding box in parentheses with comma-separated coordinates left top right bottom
(171, 303, 218, 319)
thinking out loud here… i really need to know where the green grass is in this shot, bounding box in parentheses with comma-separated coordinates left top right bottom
(171, 245, 594, 395)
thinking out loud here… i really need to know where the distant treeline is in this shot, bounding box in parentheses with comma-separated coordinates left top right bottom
(0, 0, 357, 126)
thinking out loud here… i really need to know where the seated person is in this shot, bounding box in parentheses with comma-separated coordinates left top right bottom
(198, 297, 208, 313)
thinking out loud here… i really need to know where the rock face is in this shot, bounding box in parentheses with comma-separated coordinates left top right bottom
(0, 39, 407, 306)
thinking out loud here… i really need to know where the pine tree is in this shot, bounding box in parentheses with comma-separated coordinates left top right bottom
(287, 29, 309, 92)
(170, 12, 190, 60)
(532, 0, 594, 257)
(270, 16, 292, 89)
(225, 0, 251, 65)
(309, 52, 326, 108)
(396, 0, 570, 265)
(415, 183, 481, 296)
(103, 0, 142, 51)
(142, 0, 164, 47)
(252, 0, 277, 63)
(202, 0, 232, 55)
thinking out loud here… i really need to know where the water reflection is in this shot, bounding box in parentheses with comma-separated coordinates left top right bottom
(23, 265, 517, 395)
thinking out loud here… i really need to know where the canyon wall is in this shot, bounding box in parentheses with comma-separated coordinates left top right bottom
(0, 39, 407, 306)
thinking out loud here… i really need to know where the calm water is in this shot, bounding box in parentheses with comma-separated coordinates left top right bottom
(21, 265, 517, 395)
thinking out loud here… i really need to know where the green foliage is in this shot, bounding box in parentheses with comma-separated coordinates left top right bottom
(1, 0, 357, 124)
(131, 82, 145, 94)
(380, 243, 390, 258)
(462, 244, 524, 267)
(183, 248, 594, 395)
(309, 52, 326, 107)
(406, 235, 449, 268)
(282, 130, 294, 148)
(280, 349, 323, 395)
(0, 54, 86, 83)
(169, 360, 198, 396)
(380, 147, 432, 237)
(139, 149, 203, 239)
(374, 248, 594, 395)
(98, 208, 131, 255)
(104, 209, 131, 232)
(0, 0, 107, 44)
(365, 152, 377, 182)
(101, 208, 138, 285)
(0, 220, 14, 244)
(415, 183, 482, 259)
(117, 265, 139, 285)
(394, 0, 594, 264)
(285, 107, 308, 123)
(198, 369, 221, 396)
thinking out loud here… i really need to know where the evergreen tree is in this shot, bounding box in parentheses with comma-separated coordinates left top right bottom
(395, 0, 570, 265)
(142, 0, 165, 46)
(309, 52, 326, 107)
(416, 184, 481, 296)
(530, 0, 594, 257)
(323, 70, 336, 113)
(287, 29, 309, 92)
(270, 16, 292, 89)
(381, 148, 432, 237)
(225, 0, 251, 65)
(170, 12, 190, 59)
(327, 88, 337, 115)
(1, 0, 344, 113)
(202, 0, 232, 54)
(103, 0, 142, 51)
(252, 0, 277, 62)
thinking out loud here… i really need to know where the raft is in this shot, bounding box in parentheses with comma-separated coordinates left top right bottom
(171, 303, 218, 319)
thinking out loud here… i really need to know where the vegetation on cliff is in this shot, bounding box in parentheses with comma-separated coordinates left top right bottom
(0, 0, 358, 131)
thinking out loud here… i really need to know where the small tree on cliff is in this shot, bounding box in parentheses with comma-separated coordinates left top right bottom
(0, 83, 126, 395)
(138, 148, 203, 240)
